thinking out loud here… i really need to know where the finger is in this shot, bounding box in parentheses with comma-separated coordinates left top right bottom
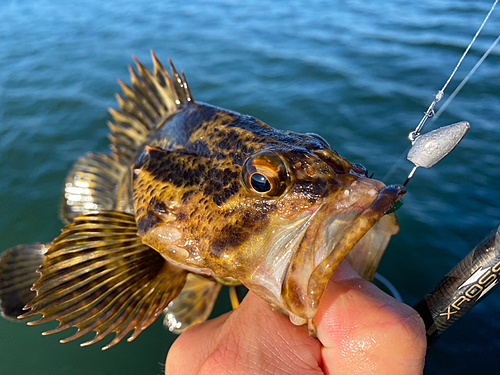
(314, 261, 426, 375)
(165, 310, 231, 375)
(166, 290, 323, 375)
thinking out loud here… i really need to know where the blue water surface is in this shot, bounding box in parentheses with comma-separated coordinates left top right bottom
(1, 0, 500, 373)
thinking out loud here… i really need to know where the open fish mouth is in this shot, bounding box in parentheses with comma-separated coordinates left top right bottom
(244, 177, 405, 321)
(282, 180, 405, 319)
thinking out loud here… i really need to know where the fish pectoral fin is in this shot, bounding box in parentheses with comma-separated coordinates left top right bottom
(0, 243, 48, 321)
(163, 274, 221, 334)
(61, 152, 127, 223)
(20, 211, 187, 350)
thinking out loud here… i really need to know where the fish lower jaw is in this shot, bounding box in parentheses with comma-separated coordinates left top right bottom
(288, 313, 308, 326)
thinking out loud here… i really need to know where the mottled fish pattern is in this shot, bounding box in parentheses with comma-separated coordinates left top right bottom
(0, 51, 404, 349)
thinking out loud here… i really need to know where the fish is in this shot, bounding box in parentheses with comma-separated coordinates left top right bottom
(0, 51, 405, 350)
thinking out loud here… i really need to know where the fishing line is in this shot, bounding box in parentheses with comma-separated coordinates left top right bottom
(410, 0, 498, 140)
(434, 33, 500, 120)
(380, 145, 410, 182)
(438, 0, 498, 99)
(383, 1, 498, 182)
(374, 273, 403, 302)
(384, 0, 499, 184)
(405, 2, 500, 346)
(378, 1, 500, 348)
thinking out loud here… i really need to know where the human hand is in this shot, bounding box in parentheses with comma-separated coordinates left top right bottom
(165, 261, 426, 374)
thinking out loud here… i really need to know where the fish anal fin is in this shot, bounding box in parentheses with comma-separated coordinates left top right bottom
(0, 243, 48, 321)
(21, 211, 187, 350)
(163, 274, 221, 334)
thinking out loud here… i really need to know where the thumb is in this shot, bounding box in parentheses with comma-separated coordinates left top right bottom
(314, 261, 427, 374)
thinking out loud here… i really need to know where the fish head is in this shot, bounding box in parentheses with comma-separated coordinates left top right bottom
(232, 138, 405, 320)
(132, 104, 405, 321)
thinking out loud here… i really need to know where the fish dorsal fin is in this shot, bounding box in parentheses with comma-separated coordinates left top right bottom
(109, 51, 194, 164)
(60, 53, 193, 223)
(20, 211, 187, 350)
(163, 274, 221, 334)
(61, 152, 127, 223)
(0, 243, 47, 320)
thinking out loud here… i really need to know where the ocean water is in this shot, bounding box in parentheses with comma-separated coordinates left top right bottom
(1, 0, 500, 373)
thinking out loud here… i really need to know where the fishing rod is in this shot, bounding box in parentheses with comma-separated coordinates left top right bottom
(395, 0, 500, 346)
(414, 225, 500, 345)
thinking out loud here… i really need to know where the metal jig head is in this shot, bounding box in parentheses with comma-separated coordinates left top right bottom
(403, 121, 470, 186)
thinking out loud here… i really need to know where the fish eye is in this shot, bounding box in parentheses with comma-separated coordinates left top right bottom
(241, 150, 290, 198)
(250, 173, 271, 193)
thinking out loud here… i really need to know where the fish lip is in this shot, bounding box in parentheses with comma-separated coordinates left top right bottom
(281, 182, 405, 318)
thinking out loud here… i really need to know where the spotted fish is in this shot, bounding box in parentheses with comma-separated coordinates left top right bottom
(0, 51, 404, 350)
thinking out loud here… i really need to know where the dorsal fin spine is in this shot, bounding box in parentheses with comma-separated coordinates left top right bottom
(108, 108, 148, 137)
(168, 58, 187, 104)
(181, 71, 193, 102)
(115, 93, 154, 129)
(107, 123, 145, 149)
(151, 51, 179, 110)
(107, 52, 194, 165)
(117, 80, 160, 122)
(132, 56, 170, 112)
(128, 66, 164, 116)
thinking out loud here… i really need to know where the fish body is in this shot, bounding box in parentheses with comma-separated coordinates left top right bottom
(0, 52, 404, 349)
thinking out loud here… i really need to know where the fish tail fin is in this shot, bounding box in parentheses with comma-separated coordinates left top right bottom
(20, 211, 187, 350)
(0, 243, 48, 321)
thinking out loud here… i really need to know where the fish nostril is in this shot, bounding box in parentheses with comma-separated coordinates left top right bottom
(313, 149, 370, 178)
(313, 149, 350, 175)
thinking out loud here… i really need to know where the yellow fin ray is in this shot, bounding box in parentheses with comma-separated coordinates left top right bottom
(20, 211, 187, 350)
(109, 52, 193, 164)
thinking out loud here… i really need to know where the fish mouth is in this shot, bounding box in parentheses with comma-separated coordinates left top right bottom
(280, 178, 406, 320)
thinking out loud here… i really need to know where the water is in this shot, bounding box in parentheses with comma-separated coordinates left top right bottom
(1, 0, 499, 373)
